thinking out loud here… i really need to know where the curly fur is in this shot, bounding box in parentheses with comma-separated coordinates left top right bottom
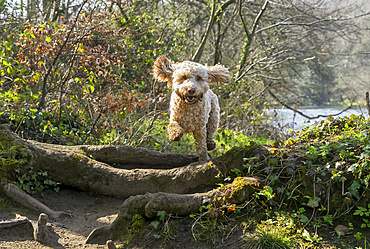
(153, 56, 230, 161)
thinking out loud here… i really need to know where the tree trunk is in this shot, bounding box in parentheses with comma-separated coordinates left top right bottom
(0, 124, 267, 198)
(192, 0, 236, 62)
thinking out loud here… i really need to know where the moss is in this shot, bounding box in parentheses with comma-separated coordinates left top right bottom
(329, 191, 347, 214)
(227, 177, 254, 202)
(112, 214, 146, 244)
(72, 152, 89, 163)
(76, 147, 87, 156)
(112, 215, 131, 241)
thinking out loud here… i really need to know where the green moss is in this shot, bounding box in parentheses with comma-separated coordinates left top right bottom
(112, 214, 146, 244)
(227, 177, 254, 202)
(329, 191, 347, 213)
(72, 152, 89, 163)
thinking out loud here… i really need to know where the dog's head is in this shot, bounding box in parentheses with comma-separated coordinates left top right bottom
(153, 56, 230, 104)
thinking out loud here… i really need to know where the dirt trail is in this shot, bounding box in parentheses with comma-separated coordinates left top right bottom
(0, 187, 123, 249)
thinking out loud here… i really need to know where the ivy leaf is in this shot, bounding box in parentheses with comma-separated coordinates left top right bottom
(300, 214, 309, 223)
(150, 221, 159, 229)
(348, 181, 361, 199)
(307, 198, 319, 208)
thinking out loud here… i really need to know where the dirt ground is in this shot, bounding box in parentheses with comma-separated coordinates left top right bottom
(0, 186, 245, 249)
(0, 186, 367, 249)
(0, 187, 123, 249)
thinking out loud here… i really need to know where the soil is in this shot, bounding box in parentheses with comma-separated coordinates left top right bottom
(0, 185, 247, 249)
(0, 187, 122, 249)
(0, 186, 367, 249)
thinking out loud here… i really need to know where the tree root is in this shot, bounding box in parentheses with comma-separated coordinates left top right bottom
(85, 176, 260, 244)
(0, 217, 34, 240)
(1, 124, 268, 197)
(3, 183, 67, 220)
(0, 218, 32, 229)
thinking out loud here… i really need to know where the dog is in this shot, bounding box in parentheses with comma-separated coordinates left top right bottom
(153, 56, 230, 161)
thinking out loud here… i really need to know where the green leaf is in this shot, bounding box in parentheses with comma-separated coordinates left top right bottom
(302, 229, 314, 242)
(33, 73, 41, 80)
(157, 210, 166, 222)
(46, 36, 52, 43)
(300, 214, 309, 223)
(268, 158, 279, 166)
(348, 181, 361, 199)
(150, 221, 159, 229)
(87, 84, 95, 93)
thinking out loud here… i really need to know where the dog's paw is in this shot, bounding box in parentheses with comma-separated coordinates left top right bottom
(168, 130, 183, 141)
(168, 123, 184, 141)
(207, 140, 216, 151)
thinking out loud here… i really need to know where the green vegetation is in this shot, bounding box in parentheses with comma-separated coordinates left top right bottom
(1, 0, 370, 248)
(140, 114, 369, 248)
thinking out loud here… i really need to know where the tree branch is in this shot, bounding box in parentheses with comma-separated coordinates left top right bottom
(268, 89, 353, 120)
(235, 0, 268, 79)
(192, 0, 236, 62)
(37, 0, 88, 111)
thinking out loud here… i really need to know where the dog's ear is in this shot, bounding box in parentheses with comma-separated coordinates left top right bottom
(207, 64, 231, 84)
(153, 55, 174, 88)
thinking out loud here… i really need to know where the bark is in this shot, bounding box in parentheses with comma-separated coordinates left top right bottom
(0, 124, 268, 198)
(3, 183, 66, 220)
(0, 217, 34, 241)
(0, 218, 32, 229)
(85, 176, 260, 244)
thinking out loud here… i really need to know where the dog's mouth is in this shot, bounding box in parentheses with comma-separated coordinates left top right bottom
(180, 94, 203, 104)
(185, 95, 196, 103)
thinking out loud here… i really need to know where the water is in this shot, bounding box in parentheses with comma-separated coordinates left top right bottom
(264, 107, 369, 133)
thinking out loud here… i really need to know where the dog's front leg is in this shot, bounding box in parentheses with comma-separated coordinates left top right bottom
(167, 121, 184, 141)
(193, 128, 209, 161)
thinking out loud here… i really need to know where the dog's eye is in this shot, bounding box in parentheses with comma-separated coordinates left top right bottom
(182, 75, 187, 80)
(196, 76, 201, 81)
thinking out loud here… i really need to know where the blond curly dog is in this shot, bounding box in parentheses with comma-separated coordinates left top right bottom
(153, 56, 231, 161)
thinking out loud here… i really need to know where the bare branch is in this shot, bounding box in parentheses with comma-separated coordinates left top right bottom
(192, 0, 236, 62)
(37, 0, 88, 111)
(268, 89, 353, 120)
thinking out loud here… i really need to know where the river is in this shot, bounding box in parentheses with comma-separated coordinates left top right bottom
(264, 107, 369, 133)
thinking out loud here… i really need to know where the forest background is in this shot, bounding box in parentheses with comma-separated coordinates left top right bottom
(0, 0, 369, 151)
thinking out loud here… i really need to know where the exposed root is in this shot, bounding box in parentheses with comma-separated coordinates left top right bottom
(86, 177, 260, 244)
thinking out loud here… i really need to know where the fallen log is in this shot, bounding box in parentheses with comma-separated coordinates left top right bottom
(0, 124, 268, 197)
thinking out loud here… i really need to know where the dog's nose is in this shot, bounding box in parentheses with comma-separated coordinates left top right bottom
(188, 88, 196, 95)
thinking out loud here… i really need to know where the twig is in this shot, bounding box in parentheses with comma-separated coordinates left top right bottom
(38, 0, 88, 111)
(366, 92, 370, 119)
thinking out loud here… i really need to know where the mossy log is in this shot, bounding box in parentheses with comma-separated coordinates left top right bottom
(0, 124, 268, 198)
(85, 177, 261, 244)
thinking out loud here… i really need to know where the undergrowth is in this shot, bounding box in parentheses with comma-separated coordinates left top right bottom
(126, 114, 370, 248)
